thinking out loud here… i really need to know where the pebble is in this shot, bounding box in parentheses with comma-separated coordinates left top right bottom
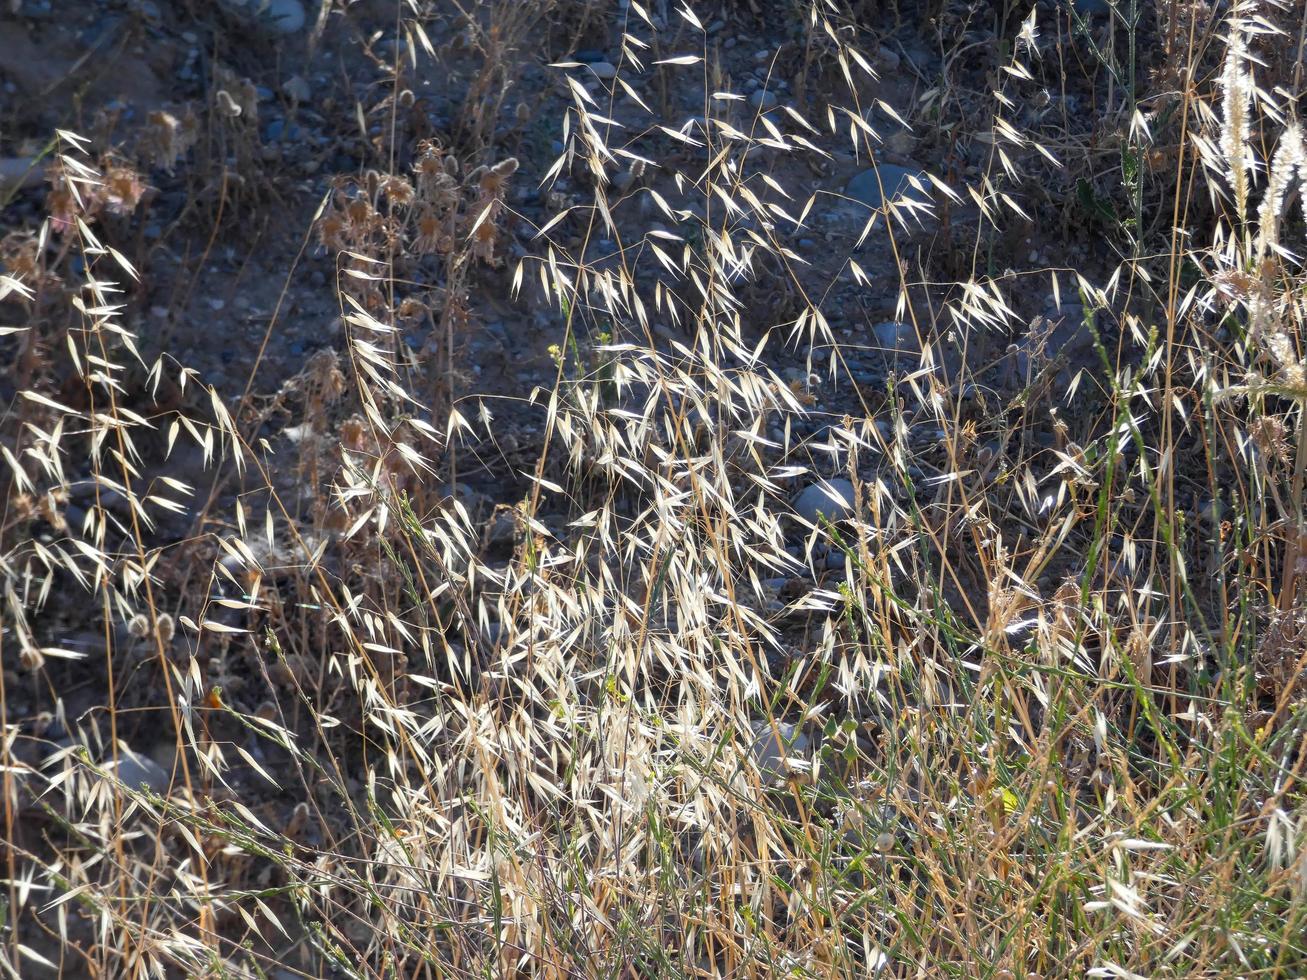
(875, 45, 900, 72)
(748, 720, 809, 782)
(749, 89, 778, 111)
(1199, 499, 1224, 526)
(1014, 303, 1098, 380)
(1071, 0, 1112, 14)
(826, 550, 847, 570)
(588, 61, 618, 80)
(486, 511, 516, 550)
(792, 478, 855, 525)
(282, 75, 311, 104)
(572, 48, 606, 63)
(845, 164, 930, 210)
(264, 119, 303, 142)
(218, 0, 306, 35)
(612, 170, 637, 194)
(872, 320, 919, 356)
(263, 0, 307, 34)
(0, 157, 43, 195)
(104, 746, 171, 793)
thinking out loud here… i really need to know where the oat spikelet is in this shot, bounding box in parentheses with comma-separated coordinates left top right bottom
(1220, 5, 1255, 219)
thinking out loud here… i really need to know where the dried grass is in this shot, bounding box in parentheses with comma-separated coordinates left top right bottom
(2, 0, 1307, 977)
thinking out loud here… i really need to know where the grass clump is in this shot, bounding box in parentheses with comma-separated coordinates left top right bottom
(2, 0, 1307, 976)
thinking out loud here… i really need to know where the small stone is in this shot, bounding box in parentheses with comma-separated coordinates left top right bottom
(1199, 499, 1224, 526)
(845, 164, 931, 211)
(749, 88, 778, 111)
(0, 157, 43, 195)
(264, 119, 303, 142)
(1015, 305, 1097, 380)
(748, 720, 809, 783)
(826, 550, 847, 570)
(612, 170, 637, 195)
(486, 510, 516, 550)
(104, 746, 170, 793)
(263, 0, 306, 34)
(282, 75, 311, 104)
(792, 478, 855, 525)
(572, 48, 606, 63)
(875, 45, 900, 72)
(872, 321, 919, 356)
(1071, 0, 1112, 14)
(588, 61, 618, 80)
(218, 0, 306, 36)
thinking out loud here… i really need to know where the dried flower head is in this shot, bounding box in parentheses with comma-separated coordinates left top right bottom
(103, 166, 146, 214)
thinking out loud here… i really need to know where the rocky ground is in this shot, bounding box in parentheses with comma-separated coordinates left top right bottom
(1, 0, 1132, 801)
(1, 0, 1161, 971)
